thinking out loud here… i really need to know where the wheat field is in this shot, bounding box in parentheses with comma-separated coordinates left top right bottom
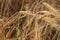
(0, 0, 60, 40)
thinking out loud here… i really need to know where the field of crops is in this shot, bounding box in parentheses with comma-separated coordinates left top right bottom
(0, 0, 60, 40)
